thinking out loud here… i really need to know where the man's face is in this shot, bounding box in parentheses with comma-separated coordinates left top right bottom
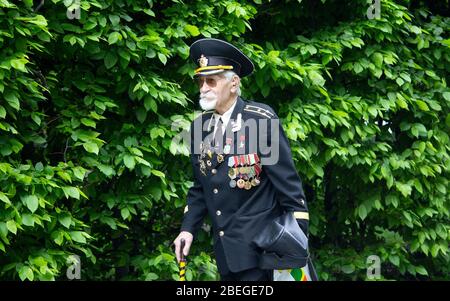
(197, 74, 233, 111)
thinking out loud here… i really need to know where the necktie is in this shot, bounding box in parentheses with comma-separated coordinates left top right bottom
(213, 117, 223, 150)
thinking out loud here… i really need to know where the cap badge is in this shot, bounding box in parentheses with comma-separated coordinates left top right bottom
(199, 54, 208, 67)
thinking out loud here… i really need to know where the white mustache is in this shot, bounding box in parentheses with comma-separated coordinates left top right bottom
(200, 91, 216, 101)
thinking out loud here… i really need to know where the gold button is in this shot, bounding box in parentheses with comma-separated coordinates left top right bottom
(213, 188, 218, 194)
(216, 210, 221, 216)
(219, 231, 224, 237)
(212, 169, 217, 174)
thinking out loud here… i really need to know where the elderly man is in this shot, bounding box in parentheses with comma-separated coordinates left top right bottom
(173, 38, 309, 281)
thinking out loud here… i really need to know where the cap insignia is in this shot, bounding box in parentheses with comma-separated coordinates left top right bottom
(199, 54, 208, 68)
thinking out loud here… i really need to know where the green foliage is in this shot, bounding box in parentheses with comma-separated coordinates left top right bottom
(0, 0, 448, 280)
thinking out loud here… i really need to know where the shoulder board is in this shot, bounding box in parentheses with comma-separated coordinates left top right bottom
(243, 104, 275, 118)
(202, 110, 214, 115)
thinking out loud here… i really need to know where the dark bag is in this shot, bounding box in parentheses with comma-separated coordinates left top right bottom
(252, 212, 317, 280)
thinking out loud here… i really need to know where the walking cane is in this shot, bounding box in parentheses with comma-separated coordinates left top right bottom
(179, 239, 186, 281)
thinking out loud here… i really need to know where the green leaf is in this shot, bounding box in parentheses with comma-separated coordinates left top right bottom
(341, 264, 355, 274)
(62, 187, 80, 200)
(396, 183, 412, 197)
(371, 52, 383, 68)
(184, 24, 200, 37)
(59, 214, 72, 228)
(389, 255, 400, 266)
(415, 100, 429, 111)
(6, 220, 17, 235)
(396, 96, 408, 109)
(415, 266, 428, 276)
(32, 257, 47, 267)
(307, 70, 325, 86)
(21, 195, 39, 213)
(431, 244, 439, 257)
(443, 92, 450, 101)
(396, 77, 404, 86)
(109, 15, 120, 26)
(31, 113, 41, 125)
(83, 142, 99, 154)
(136, 108, 147, 123)
(385, 194, 399, 208)
(19, 266, 34, 281)
(81, 118, 96, 128)
(145, 272, 159, 280)
(158, 53, 167, 65)
(22, 214, 34, 227)
(108, 32, 122, 45)
(51, 231, 64, 246)
(121, 208, 130, 220)
(104, 52, 118, 69)
(10, 58, 27, 72)
(73, 167, 86, 181)
(0, 105, 6, 118)
(5, 91, 20, 110)
(410, 25, 421, 34)
(358, 204, 367, 220)
(70, 231, 87, 244)
(144, 97, 157, 113)
(151, 169, 165, 178)
(0, 192, 11, 205)
(123, 155, 135, 169)
(98, 164, 115, 177)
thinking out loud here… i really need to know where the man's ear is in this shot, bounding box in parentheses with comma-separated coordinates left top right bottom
(232, 75, 240, 88)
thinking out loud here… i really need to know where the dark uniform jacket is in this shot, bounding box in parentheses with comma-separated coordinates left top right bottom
(181, 97, 309, 275)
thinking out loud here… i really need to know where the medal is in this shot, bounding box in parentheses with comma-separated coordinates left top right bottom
(217, 154, 224, 163)
(206, 160, 212, 167)
(244, 181, 252, 190)
(229, 179, 236, 188)
(237, 179, 245, 189)
(228, 168, 236, 179)
(251, 178, 257, 186)
(254, 178, 260, 186)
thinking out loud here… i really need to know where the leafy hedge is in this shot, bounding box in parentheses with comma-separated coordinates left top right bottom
(0, 0, 448, 280)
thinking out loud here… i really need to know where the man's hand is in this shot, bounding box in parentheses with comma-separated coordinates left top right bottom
(173, 231, 193, 263)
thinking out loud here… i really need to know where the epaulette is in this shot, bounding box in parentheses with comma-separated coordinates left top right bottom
(243, 104, 275, 118)
(202, 110, 214, 115)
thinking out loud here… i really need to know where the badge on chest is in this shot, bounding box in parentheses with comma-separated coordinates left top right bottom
(227, 154, 261, 190)
(197, 137, 230, 176)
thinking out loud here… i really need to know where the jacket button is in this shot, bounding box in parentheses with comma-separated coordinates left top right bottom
(216, 210, 221, 216)
(219, 231, 224, 237)
(211, 169, 217, 174)
(213, 188, 218, 194)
